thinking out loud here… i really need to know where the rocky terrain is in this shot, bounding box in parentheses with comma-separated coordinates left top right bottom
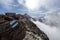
(0, 13, 49, 40)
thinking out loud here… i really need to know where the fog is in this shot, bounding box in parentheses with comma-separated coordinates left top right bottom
(44, 11, 60, 28)
(31, 20, 60, 40)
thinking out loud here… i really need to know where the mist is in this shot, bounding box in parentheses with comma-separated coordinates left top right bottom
(31, 20, 60, 40)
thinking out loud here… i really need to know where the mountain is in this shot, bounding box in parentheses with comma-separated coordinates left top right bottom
(0, 13, 49, 40)
(23, 13, 36, 21)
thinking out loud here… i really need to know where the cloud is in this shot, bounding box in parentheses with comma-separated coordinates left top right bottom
(44, 0, 60, 10)
(18, 0, 45, 11)
(17, 0, 60, 26)
(43, 10, 60, 27)
(32, 19, 60, 40)
(17, 0, 60, 14)
(18, 0, 60, 27)
(25, 0, 40, 11)
(41, 0, 60, 27)
(0, 0, 60, 12)
(0, 0, 17, 9)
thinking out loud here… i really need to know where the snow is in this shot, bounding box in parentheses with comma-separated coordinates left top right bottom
(10, 20, 18, 28)
(31, 19, 60, 40)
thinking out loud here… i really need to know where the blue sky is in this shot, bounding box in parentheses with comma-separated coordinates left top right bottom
(0, 0, 60, 17)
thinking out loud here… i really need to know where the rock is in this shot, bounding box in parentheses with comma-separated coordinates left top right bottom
(0, 13, 49, 40)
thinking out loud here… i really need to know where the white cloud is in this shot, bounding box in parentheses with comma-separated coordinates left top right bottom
(25, 0, 40, 11)
(0, 0, 15, 9)
(32, 20, 60, 40)
(18, 0, 45, 11)
(18, 0, 60, 27)
(18, 0, 60, 11)
(0, 0, 60, 11)
(43, 10, 60, 27)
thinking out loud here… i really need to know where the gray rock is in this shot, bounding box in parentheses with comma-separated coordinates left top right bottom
(0, 13, 49, 40)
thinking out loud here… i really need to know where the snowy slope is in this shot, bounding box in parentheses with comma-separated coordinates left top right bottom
(31, 19, 60, 40)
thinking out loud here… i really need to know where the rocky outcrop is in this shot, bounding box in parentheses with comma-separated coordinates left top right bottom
(0, 13, 49, 40)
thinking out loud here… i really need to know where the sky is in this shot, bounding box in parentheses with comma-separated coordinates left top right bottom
(0, 0, 60, 17)
(0, 0, 50, 15)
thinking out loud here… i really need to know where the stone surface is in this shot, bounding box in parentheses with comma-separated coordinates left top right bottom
(0, 13, 49, 40)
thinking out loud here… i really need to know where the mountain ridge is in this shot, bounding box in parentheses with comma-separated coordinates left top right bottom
(0, 13, 49, 40)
